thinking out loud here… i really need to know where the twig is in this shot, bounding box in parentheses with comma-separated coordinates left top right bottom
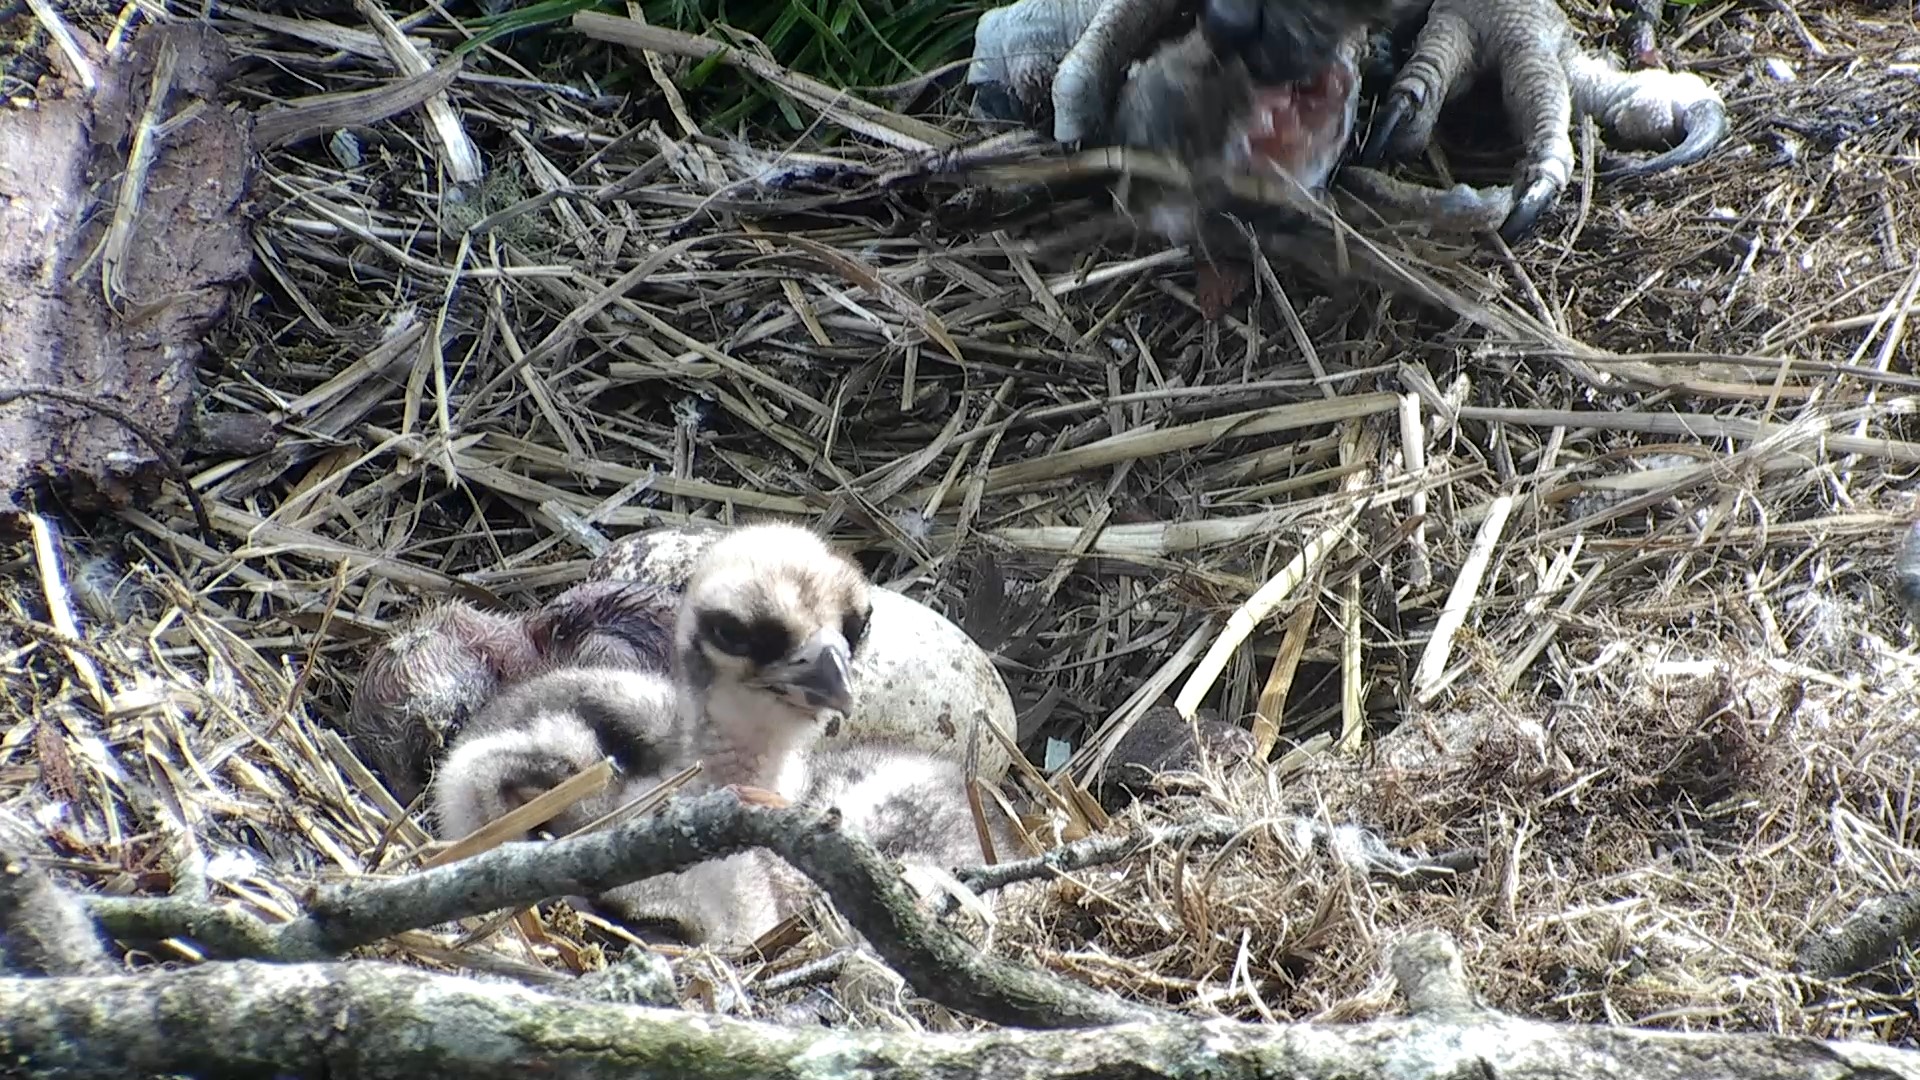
(80, 893, 283, 959)
(943, 816, 1243, 916)
(86, 790, 1161, 1029)
(21, 0, 95, 92)
(1412, 493, 1514, 702)
(941, 816, 1479, 918)
(756, 949, 853, 993)
(1173, 509, 1357, 721)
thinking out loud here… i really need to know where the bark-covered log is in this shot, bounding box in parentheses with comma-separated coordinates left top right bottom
(0, 21, 252, 522)
(0, 841, 110, 976)
(1796, 886, 1920, 980)
(0, 934, 1912, 1080)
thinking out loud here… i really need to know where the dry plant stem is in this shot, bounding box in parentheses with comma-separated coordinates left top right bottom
(21, 0, 95, 91)
(1413, 493, 1514, 701)
(419, 758, 616, 869)
(1174, 510, 1357, 720)
(2, 933, 1916, 1079)
(26, 512, 109, 715)
(85, 791, 1157, 1028)
(253, 57, 463, 148)
(351, 0, 480, 182)
(572, 12, 952, 152)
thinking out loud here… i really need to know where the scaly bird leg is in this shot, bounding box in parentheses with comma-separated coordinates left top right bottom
(1356, 0, 1725, 240)
(968, 0, 1117, 137)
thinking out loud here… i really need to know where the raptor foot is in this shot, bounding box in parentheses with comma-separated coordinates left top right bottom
(969, 0, 1379, 236)
(1355, 0, 1725, 239)
(969, 0, 1374, 182)
(967, 0, 1110, 137)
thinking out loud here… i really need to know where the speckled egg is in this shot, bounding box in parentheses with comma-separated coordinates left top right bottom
(589, 525, 1018, 782)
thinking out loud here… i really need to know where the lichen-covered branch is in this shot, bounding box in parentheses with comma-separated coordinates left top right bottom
(1795, 886, 1920, 981)
(0, 934, 1913, 1080)
(0, 842, 111, 976)
(85, 789, 1158, 1028)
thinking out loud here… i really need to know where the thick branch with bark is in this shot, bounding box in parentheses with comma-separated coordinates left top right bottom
(0, 22, 252, 521)
(0, 842, 111, 976)
(0, 934, 1912, 1080)
(1795, 886, 1920, 980)
(85, 789, 1159, 1028)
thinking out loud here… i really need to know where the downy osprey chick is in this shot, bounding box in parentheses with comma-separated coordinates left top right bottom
(350, 602, 543, 807)
(433, 523, 1010, 949)
(348, 579, 679, 806)
(429, 664, 781, 948)
(591, 524, 1022, 784)
(430, 665, 679, 841)
(524, 579, 680, 675)
(675, 524, 1014, 868)
(672, 522, 871, 801)
(806, 742, 1021, 869)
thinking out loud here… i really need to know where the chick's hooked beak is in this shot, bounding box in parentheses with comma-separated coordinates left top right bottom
(756, 627, 854, 715)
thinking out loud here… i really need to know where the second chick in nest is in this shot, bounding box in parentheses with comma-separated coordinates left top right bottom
(350, 578, 679, 806)
(805, 742, 1021, 869)
(431, 666, 678, 839)
(431, 664, 782, 949)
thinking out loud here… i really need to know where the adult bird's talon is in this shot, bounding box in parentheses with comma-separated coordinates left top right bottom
(1359, 91, 1416, 166)
(971, 82, 1030, 125)
(966, 0, 1728, 241)
(1500, 176, 1560, 242)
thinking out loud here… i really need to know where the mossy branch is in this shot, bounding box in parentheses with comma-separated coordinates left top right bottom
(83, 789, 1159, 1029)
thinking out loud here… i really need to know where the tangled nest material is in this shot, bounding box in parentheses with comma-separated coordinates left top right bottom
(3, 0, 1920, 1048)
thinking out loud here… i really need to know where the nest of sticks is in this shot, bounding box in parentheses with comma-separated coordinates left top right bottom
(3, 0, 1920, 1047)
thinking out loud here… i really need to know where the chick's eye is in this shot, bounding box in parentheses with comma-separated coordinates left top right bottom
(842, 607, 871, 648)
(704, 613, 750, 655)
